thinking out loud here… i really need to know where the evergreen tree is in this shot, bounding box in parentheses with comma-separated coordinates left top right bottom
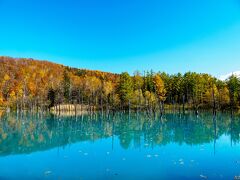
(227, 75, 240, 110)
(63, 70, 71, 102)
(118, 72, 134, 110)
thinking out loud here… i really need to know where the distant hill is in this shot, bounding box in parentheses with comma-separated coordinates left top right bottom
(0, 56, 118, 81)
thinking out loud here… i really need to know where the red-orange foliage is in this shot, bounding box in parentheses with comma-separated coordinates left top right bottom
(0, 56, 118, 108)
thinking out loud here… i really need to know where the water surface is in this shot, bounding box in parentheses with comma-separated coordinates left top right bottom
(0, 112, 240, 179)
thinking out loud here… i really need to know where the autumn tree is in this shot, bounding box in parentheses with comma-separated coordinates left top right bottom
(217, 81, 230, 110)
(227, 75, 240, 111)
(103, 81, 114, 112)
(153, 74, 166, 114)
(133, 71, 144, 111)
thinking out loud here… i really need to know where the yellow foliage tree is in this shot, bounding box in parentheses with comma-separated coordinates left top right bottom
(153, 74, 166, 102)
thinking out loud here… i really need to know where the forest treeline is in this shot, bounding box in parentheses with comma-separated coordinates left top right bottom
(0, 56, 240, 114)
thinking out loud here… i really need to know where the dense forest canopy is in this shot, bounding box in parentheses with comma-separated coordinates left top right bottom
(0, 56, 240, 113)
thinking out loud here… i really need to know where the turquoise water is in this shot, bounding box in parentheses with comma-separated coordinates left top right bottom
(1, 112, 240, 179)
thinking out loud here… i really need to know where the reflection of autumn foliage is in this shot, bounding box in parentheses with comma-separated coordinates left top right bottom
(0, 112, 239, 156)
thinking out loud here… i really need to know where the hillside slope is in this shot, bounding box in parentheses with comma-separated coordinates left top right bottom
(0, 56, 118, 108)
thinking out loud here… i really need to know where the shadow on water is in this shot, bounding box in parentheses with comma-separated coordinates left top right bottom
(0, 111, 240, 156)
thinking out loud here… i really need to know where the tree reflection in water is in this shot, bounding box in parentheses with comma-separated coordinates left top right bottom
(0, 111, 240, 156)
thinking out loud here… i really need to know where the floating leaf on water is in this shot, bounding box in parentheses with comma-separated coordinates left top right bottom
(44, 171, 52, 176)
(179, 161, 184, 165)
(200, 174, 207, 179)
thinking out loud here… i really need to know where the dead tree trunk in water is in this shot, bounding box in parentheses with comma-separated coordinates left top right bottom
(212, 84, 217, 116)
(128, 100, 131, 114)
(182, 95, 185, 114)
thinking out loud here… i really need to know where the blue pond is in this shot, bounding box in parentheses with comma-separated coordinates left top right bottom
(0, 112, 240, 179)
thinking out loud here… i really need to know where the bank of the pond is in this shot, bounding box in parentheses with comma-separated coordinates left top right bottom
(1, 103, 240, 116)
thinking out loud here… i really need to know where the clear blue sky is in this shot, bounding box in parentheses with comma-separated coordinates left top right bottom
(1, 0, 240, 76)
